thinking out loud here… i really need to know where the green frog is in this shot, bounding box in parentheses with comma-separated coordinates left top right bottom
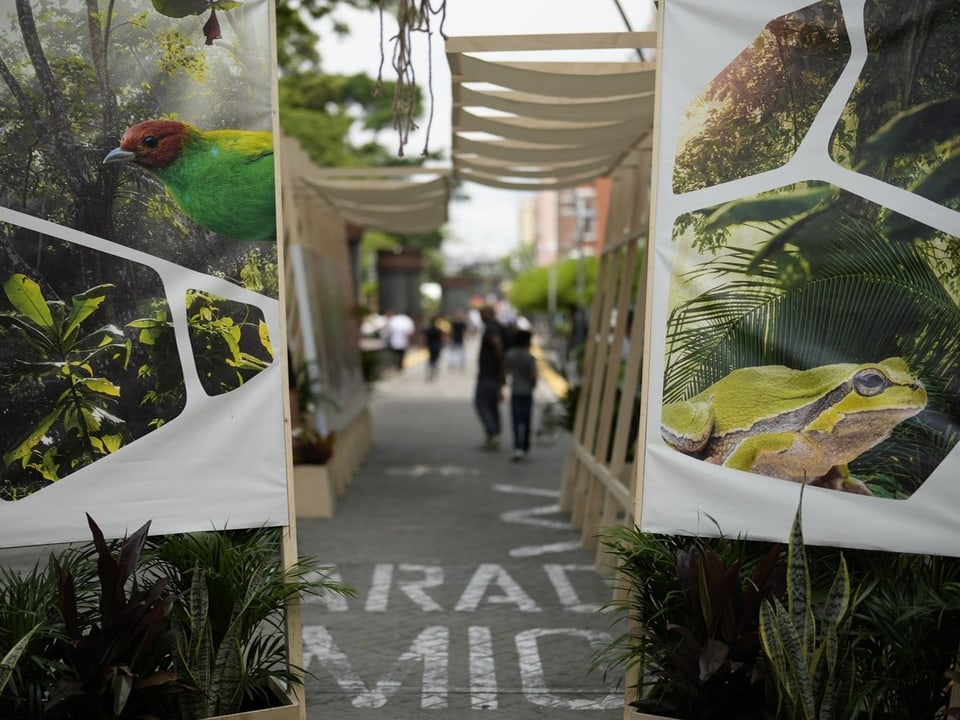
(660, 358, 927, 494)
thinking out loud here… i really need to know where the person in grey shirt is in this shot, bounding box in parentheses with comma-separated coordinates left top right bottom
(504, 329, 538, 461)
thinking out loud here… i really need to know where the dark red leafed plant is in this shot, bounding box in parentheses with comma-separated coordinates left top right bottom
(45, 514, 197, 720)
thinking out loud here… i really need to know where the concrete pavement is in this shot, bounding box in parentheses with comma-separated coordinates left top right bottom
(296, 340, 625, 717)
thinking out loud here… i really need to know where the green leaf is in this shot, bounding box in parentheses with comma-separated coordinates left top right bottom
(258, 318, 273, 357)
(0, 623, 42, 693)
(785, 501, 809, 639)
(150, 0, 209, 18)
(77, 376, 121, 397)
(759, 601, 790, 686)
(3, 274, 55, 331)
(128, 317, 171, 346)
(703, 182, 833, 232)
(766, 598, 817, 718)
(3, 406, 62, 467)
(0, 314, 59, 353)
(63, 284, 114, 344)
(112, 669, 133, 715)
(821, 554, 850, 626)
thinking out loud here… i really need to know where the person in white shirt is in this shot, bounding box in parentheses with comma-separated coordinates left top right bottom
(383, 309, 415, 371)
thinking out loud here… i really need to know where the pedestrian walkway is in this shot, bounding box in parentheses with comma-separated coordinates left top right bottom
(296, 341, 624, 717)
(0, 340, 627, 719)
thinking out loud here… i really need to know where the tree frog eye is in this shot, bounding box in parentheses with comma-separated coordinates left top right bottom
(142, 136, 159, 149)
(853, 368, 888, 397)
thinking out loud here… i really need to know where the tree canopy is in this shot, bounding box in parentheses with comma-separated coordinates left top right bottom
(508, 257, 599, 315)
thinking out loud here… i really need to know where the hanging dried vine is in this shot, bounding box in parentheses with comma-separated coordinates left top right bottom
(376, 0, 447, 157)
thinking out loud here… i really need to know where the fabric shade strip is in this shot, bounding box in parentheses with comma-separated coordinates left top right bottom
(446, 31, 657, 190)
(299, 168, 450, 235)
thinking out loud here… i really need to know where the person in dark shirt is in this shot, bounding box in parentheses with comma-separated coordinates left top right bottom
(505, 329, 537, 461)
(423, 315, 444, 380)
(447, 309, 468, 371)
(474, 305, 506, 449)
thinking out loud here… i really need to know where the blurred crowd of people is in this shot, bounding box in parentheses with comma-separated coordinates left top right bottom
(360, 302, 540, 461)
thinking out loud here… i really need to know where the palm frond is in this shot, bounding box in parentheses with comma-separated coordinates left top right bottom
(663, 215, 960, 494)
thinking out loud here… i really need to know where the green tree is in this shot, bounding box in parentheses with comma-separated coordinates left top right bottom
(673, 1, 849, 194)
(508, 257, 599, 315)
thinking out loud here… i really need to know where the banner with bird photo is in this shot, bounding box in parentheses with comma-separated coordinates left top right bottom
(640, 0, 960, 555)
(0, 0, 286, 545)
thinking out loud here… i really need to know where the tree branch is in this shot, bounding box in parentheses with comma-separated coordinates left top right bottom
(85, 0, 120, 139)
(15, 0, 88, 185)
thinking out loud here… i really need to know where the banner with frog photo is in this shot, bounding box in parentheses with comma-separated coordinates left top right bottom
(640, 0, 960, 555)
(0, 0, 287, 546)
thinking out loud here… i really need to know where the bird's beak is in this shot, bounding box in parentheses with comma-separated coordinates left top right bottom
(103, 147, 136, 164)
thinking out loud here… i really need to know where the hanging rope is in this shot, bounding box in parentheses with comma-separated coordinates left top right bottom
(375, 0, 447, 157)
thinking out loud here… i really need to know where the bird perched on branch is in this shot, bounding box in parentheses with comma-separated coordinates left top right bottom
(104, 119, 276, 242)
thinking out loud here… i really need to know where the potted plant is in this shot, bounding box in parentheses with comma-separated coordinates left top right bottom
(841, 548, 960, 717)
(289, 359, 338, 518)
(0, 545, 96, 720)
(44, 515, 194, 720)
(291, 426, 336, 467)
(146, 524, 354, 718)
(595, 524, 785, 720)
(0, 516, 354, 720)
(595, 496, 960, 720)
(758, 502, 856, 720)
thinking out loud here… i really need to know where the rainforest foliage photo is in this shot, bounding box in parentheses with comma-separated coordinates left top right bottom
(0, 0, 286, 500)
(662, 0, 960, 498)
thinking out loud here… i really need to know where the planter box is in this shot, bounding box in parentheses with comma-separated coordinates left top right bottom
(293, 464, 335, 518)
(209, 701, 299, 720)
(208, 681, 300, 720)
(626, 707, 676, 720)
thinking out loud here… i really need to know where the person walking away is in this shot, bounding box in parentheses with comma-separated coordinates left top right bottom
(383, 309, 415, 371)
(447, 309, 468, 370)
(505, 329, 538, 461)
(474, 305, 506, 449)
(423, 315, 444, 380)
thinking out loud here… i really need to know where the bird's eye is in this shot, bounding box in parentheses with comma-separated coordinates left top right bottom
(853, 368, 888, 397)
(143, 136, 159, 149)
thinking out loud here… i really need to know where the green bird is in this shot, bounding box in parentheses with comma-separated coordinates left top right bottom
(104, 119, 276, 242)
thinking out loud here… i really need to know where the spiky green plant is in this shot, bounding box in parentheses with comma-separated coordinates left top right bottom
(759, 501, 856, 720)
(594, 523, 784, 719)
(145, 527, 355, 718)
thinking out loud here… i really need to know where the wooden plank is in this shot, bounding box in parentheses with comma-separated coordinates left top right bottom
(446, 31, 657, 54)
(571, 442, 632, 510)
(561, 250, 612, 511)
(632, 0, 667, 530)
(270, 0, 305, 698)
(567, 253, 616, 529)
(620, 8, 666, 717)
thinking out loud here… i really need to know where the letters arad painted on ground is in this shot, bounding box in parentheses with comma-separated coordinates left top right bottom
(302, 562, 620, 710)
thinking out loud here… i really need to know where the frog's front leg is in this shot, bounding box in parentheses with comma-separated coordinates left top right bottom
(723, 431, 833, 484)
(725, 433, 873, 494)
(809, 465, 873, 495)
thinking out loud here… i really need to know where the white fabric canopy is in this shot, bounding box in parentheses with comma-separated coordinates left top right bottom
(446, 32, 657, 190)
(301, 168, 450, 235)
(298, 32, 657, 232)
